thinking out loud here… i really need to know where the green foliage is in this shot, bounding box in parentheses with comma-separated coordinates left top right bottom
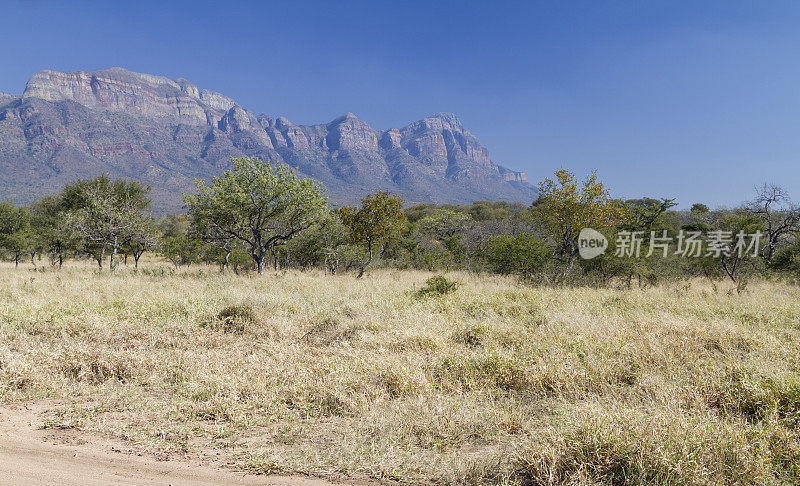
(484, 234, 548, 277)
(159, 215, 203, 268)
(535, 169, 616, 263)
(339, 190, 406, 248)
(404, 203, 440, 223)
(0, 201, 33, 265)
(5, 162, 800, 289)
(339, 190, 406, 277)
(415, 275, 459, 298)
(468, 201, 511, 221)
(681, 221, 711, 233)
(417, 209, 471, 239)
(184, 157, 328, 274)
(62, 174, 153, 270)
(772, 240, 800, 271)
(283, 211, 348, 271)
(29, 194, 79, 267)
(618, 197, 678, 233)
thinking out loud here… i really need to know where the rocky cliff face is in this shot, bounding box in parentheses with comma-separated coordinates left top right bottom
(0, 93, 18, 108)
(0, 68, 535, 212)
(22, 68, 236, 127)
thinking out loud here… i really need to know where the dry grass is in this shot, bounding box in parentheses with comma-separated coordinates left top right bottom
(1, 260, 799, 484)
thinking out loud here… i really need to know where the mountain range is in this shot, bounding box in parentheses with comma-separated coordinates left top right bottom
(0, 68, 536, 212)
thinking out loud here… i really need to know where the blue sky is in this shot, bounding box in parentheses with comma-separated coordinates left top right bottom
(2, 0, 799, 207)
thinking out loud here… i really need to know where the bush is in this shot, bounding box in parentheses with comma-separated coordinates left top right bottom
(484, 234, 549, 278)
(212, 304, 258, 333)
(772, 240, 800, 272)
(415, 275, 459, 298)
(708, 369, 800, 428)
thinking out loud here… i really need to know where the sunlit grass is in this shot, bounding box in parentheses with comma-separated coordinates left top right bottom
(1, 260, 799, 484)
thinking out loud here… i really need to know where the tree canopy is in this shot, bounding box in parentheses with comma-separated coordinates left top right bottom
(184, 157, 328, 274)
(339, 190, 406, 278)
(64, 174, 153, 270)
(535, 169, 616, 269)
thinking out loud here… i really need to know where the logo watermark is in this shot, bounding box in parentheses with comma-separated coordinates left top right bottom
(578, 229, 763, 259)
(578, 228, 608, 260)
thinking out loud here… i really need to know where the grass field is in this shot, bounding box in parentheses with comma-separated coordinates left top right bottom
(1, 261, 799, 484)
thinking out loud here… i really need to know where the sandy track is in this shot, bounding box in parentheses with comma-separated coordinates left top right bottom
(0, 404, 347, 486)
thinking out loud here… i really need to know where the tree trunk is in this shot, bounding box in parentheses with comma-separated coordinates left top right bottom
(252, 247, 267, 275)
(109, 238, 118, 272)
(97, 247, 106, 269)
(356, 244, 373, 279)
(257, 257, 266, 275)
(221, 251, 231, 272)
(59, 254, 63, 270)
(15, 254, 19, 269)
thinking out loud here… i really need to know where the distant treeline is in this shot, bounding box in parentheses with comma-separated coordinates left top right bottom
(1, 157, 799, 286)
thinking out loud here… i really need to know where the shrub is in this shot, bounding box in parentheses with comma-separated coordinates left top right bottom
(212, 304, 258, 333)
(58, 351, 132, 385)
(708, 369, 800, 428)
(415, 275, 459, 298)
(772, 240, 800, 272)
(484, 234, 548, 278)
(434, 353, 529, 391)
(452, 324, 486, 347)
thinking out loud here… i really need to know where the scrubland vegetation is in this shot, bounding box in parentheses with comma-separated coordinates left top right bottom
(1, 159, 800, 483)
(0, 264, 799, 484)
(2, 158, 800, 285)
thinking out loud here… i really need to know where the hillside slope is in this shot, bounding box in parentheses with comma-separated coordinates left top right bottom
(0, 68, 536, 212)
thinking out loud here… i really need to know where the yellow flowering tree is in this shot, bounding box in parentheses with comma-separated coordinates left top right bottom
(339, 190, 406, 278)
(535, 169, 616, 270)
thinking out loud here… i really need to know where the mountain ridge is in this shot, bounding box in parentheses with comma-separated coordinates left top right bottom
(0, 67, 536, 212)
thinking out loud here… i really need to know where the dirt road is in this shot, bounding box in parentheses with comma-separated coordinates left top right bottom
(0, 404, 347, 486)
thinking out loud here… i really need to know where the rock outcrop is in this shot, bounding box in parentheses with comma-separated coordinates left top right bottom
(0, 68, 535, 212)
(22, 68, 235, 127)
(0, 93, 18, 107)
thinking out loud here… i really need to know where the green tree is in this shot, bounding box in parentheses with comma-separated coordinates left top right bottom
(189, 210, 241, 272)
(484, 234, 549, 278)
(618, 198, 678, 234)
(183, 157, 328, 274)
(339, 190, 406, 278)
(63, 175, 153, 270)
(29, 195, 79, 269)
(282, 211, 348, 273)
(159, 215, 203, 268)
(469, 201, 511, 221)
(0, 201, 33, 268)
(534, 169, 616, 275)
(122, 216, 157, 268)
(418, 208, 471, 239)
(417, 208, 473, 268)
(772, 239, 800, 272)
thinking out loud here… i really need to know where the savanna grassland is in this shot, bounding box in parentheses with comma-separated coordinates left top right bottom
(1, 262, 799, 485)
